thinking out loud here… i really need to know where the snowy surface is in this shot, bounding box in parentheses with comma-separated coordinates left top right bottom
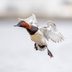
(0, 19, 72, 72)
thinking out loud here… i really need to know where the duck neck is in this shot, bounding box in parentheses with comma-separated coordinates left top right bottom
(26, 25, 38, 35)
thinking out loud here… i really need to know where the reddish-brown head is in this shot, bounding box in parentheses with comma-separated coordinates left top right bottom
(15, 21, 32, 29)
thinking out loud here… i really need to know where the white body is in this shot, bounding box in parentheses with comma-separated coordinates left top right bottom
(31, 30, 47, 46)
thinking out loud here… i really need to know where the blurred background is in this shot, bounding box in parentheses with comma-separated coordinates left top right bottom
(0, 0, 72, 18)
(0, 0, 72, 72)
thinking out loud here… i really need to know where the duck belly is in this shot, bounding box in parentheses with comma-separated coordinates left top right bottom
(31, 30, 47, 46)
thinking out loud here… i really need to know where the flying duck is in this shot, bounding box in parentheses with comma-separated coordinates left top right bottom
(14, 14, 64, 58)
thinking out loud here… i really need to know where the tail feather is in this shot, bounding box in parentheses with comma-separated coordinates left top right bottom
(47, 48, 53, 58)
(34, 43, 53, 57)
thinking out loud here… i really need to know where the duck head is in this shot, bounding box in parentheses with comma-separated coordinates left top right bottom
(15, 20, 32, 29)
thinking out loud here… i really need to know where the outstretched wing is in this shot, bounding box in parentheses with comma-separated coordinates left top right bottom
(32, 14, 38, 24)
(24, 14, 38, 26)
(48, 31, 64, 43)
(40, 21, 64, 43)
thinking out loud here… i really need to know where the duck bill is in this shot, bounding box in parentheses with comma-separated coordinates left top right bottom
(14, 23, 20, 27)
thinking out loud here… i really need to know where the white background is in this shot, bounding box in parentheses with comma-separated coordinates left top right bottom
(0, 19, 72, 72)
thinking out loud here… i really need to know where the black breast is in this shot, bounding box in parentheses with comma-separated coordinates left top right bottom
(27, 26, 38, 35)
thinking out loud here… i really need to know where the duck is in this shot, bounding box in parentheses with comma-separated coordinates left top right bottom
(14, 14, 64, 58)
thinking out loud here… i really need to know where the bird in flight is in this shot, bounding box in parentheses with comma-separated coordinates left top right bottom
(14, 14, 64, 58)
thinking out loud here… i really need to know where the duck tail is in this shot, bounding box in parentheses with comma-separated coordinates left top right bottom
(47, 47, 53, 58)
